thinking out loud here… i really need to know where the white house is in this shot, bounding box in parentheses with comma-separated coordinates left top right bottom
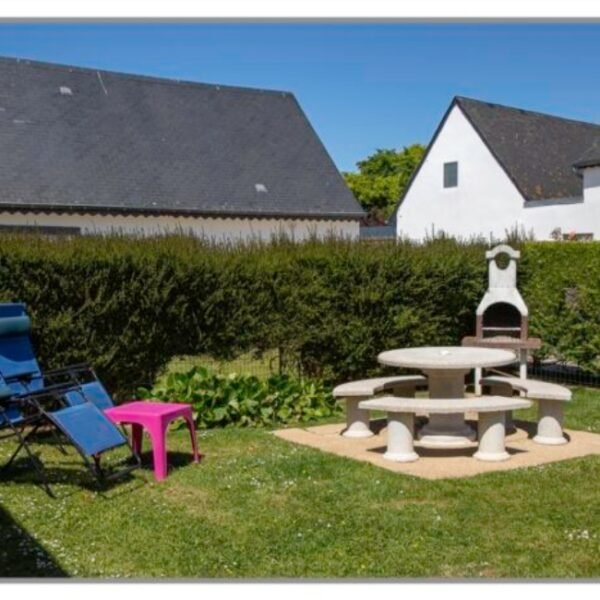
(0, 56, 363, 241)
(396, 97, 600, 241)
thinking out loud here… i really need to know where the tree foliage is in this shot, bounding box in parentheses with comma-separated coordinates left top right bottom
(343, 145, 426, 221)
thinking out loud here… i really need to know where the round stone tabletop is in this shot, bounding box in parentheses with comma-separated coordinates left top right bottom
(377, 346, 516, 370)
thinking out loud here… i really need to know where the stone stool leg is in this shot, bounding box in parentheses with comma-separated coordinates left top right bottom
(519, 349, 528, 380)
(342, 396, 373, 438)
(534, 400, 567, 445)
(474, 367, 482, 396)
(384, 412, 418, 462)
(488, 382, 515, 432)
(393, 384, 422, 431)
(474, 411, 510, 461)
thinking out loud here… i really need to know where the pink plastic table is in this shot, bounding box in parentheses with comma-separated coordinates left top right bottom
(104, 401, 200, 481)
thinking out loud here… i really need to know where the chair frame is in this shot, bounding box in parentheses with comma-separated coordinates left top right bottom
(1, 385, 141, 497)
(0, 303, 140, 495)
(1, 400, 56, 496)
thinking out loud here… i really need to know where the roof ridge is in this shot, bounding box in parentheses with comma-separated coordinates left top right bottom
(455, 95, 600, 129)
(0, 54, 293, 98)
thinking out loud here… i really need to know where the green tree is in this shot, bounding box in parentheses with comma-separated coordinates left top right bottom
(343, 145, 425, 221)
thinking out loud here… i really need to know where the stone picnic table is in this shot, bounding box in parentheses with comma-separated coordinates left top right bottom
(377, 346, 516, 448)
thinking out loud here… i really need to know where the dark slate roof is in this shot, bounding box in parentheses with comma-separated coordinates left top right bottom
(573, 139, 600, 170)
(0, 56, 363, 219)
(456, 96, 600, 201)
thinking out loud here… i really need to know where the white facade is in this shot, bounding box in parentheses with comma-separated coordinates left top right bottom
(522, 166, 600, 240)
(396, 105, 600, 241)
(0, 211, 360, 242)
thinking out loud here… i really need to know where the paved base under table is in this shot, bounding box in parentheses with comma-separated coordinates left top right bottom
(273, 418, 600, 479)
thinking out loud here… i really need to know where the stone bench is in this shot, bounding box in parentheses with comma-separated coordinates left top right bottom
(358, 396, 531, 462)
(481, 376, 572, 445)
(333, 376, 426, 438)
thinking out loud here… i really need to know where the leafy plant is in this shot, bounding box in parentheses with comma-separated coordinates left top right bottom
(137, 366, 339, 428)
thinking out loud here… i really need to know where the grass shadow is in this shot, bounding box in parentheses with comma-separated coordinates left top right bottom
(0, 455, 144, 499)
(135, 449, 202, 475)
(513, 418, 537, 438)
(0, 504, 68, 578)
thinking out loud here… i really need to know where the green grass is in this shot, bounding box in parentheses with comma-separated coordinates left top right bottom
(1, 388, 599, 579)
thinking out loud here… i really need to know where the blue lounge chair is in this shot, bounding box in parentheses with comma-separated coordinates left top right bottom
(0, 302, 92, 396)
(0, 304, 140, 494)
(0, 303, 114, 410)
(1, 380, 141, 495)
(0, 379, 55, 493)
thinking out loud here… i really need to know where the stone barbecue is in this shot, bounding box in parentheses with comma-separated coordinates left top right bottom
(462, 244, 542, 393)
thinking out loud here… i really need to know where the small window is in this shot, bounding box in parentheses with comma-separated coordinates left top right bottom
(443, 161, 458, 188)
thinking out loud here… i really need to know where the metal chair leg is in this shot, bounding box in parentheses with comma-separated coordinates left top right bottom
(2, 422, 55, 497)
(49, 426, 68, 455)
(3, 423, 40, 470)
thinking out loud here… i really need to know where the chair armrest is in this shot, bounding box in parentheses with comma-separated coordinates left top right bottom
(15, 381, 87, 404)
(44, 363, 95, 378)
(42, 365, 97, 389)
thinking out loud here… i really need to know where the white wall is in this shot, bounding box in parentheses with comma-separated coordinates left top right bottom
(0, 211, 360, 242)
(584, 165, 600, 203)
(396, 106, 600, 241)
(520, 167, 600, 239)
(396, 105, 525, 242)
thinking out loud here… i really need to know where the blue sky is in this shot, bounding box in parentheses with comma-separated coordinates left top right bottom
(1, 22, 600, 171)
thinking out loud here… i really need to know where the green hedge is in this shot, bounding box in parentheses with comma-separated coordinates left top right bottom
(0, 234, 597, 397)
(520, 242, 600, 372)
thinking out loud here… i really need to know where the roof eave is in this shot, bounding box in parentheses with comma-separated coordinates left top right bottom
(573, 159, 600, 173)
(0, 203, 365, 221)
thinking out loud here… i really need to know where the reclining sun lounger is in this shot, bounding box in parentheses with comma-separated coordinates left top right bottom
(0, 379, 141, 496)
(0, 303, 118, 409)
(0, 304, 141, 495)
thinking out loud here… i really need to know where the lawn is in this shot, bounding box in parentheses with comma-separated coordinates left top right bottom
(0, 388, 599, 579)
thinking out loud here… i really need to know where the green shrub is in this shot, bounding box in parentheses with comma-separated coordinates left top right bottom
(520, 242, 600, 372)
(0, 233, 597, 398)
(137, 366, 339, 428)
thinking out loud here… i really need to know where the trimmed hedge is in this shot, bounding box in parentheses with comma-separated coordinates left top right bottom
(521, 242, 600, 372)
(0, 234, 597, 397)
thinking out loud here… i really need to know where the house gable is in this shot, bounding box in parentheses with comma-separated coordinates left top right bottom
(396, 102, 525, 241)
(456, 97, 600, 201)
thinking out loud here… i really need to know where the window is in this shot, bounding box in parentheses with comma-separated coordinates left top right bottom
(443, 161, 458, 188)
